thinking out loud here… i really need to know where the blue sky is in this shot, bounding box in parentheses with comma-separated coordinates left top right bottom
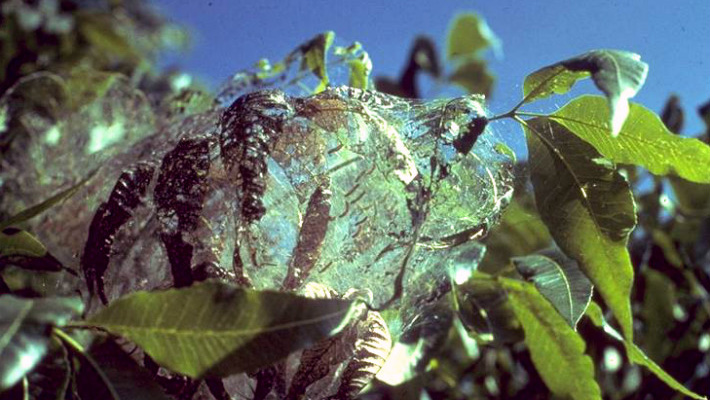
(153, 0, 709, 136)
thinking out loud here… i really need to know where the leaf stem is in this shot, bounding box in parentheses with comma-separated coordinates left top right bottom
(52, 327, 86, 354)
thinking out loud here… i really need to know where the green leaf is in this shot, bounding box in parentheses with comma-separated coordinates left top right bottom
(524, 117, 637, 340)
(0, 296, 83, 390)
(76, 11, 141, 64)
(446, 13, 499, 60)
(348, 52, 372, 90)
(640, 269, 676, 361)
(584, 302, 707, 400)
(455, 274, 522, 344)
(479, 193, 552, 274)
(523, 50, 648, 136)
(448, 59, 495, 98)
(548, 96, 710, 183)
(0, 227, 62, 272)
(501, 278, 601, 400)
(0, 173, 96, 231)
(82, 281, 357, 379)
(299, 31, 335, 93)
(512, 252, 592, 328)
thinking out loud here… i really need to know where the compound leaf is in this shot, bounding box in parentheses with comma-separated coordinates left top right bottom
(524, 117, 636, 340)
(512, 252, 592, 328)
(523, 50, 648, 136)
(501, 278, 601, 400)
(549, 96, 710, 183)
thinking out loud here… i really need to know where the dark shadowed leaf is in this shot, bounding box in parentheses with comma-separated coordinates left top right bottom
(660, 95, 684, 134)
(72, 338, 171, 400)
(501, 278, 601, 400)
(512, 251, 592, 328)
(640, 269, 676, 362)
(548, 96, 710, 183)
(669, 177, 710, 217)
(446, 13, 499, 60)
(455, 274, 522, 344)
(0, 228, 62, 273)
(585, 302, 706, 400)
(523, 50, 648, 136)
(82, 281, 357, 379)
(479, 193, 552, 274)
(0, 296, 83, 390)
(524, 117, 636, 340)
(698, 99, 710, 137)
(26, 336, 71, 400)
(448, 59, 495, 98)
(0, 173, 96, 231)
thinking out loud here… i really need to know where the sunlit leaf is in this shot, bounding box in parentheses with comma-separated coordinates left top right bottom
(501, 278, 601, 400)
(448, 59, 495, 98)
(523, 50, 648, 136)
(548, 96, 710, 183)
(446, 13, 499, 60)
(82, 281, 357, 379)
(0, 296, 83, 390)
(524, 117, 636, 340)
(512, 251, 592, 328)
(479, 193, 552, 274)
(334, 42, 372, 89)
(585, 302, 707, 400)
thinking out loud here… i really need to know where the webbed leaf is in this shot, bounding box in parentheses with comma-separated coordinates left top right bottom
(501, 278, 601, 400)
(584, 302, 707, 400)
(82, 281, 357, 379)
(512, 251, 592, 328)
(299, 31, 335, 93)
(524, 116, 636, 340)
(0, 296, 83, 390)
(523, 50, 648, 136)
(548, 96, 710, 183)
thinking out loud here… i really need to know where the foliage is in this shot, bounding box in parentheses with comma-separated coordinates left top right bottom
(1, 5, 710, 400)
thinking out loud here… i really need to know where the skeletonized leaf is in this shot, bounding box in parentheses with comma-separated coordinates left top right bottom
(523, 50, 648, 136)
(0, 296, 83, 390)
(501, 278, 601, 400)
(512, 251, 592, 328)
(83, 281, 357, 379)
(584, 302, 707, 400)
(448, 59, 495, 98)
(548, 96, 710, 183)
(524, 117, 636, 340)
(446, 13, 499, 60)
